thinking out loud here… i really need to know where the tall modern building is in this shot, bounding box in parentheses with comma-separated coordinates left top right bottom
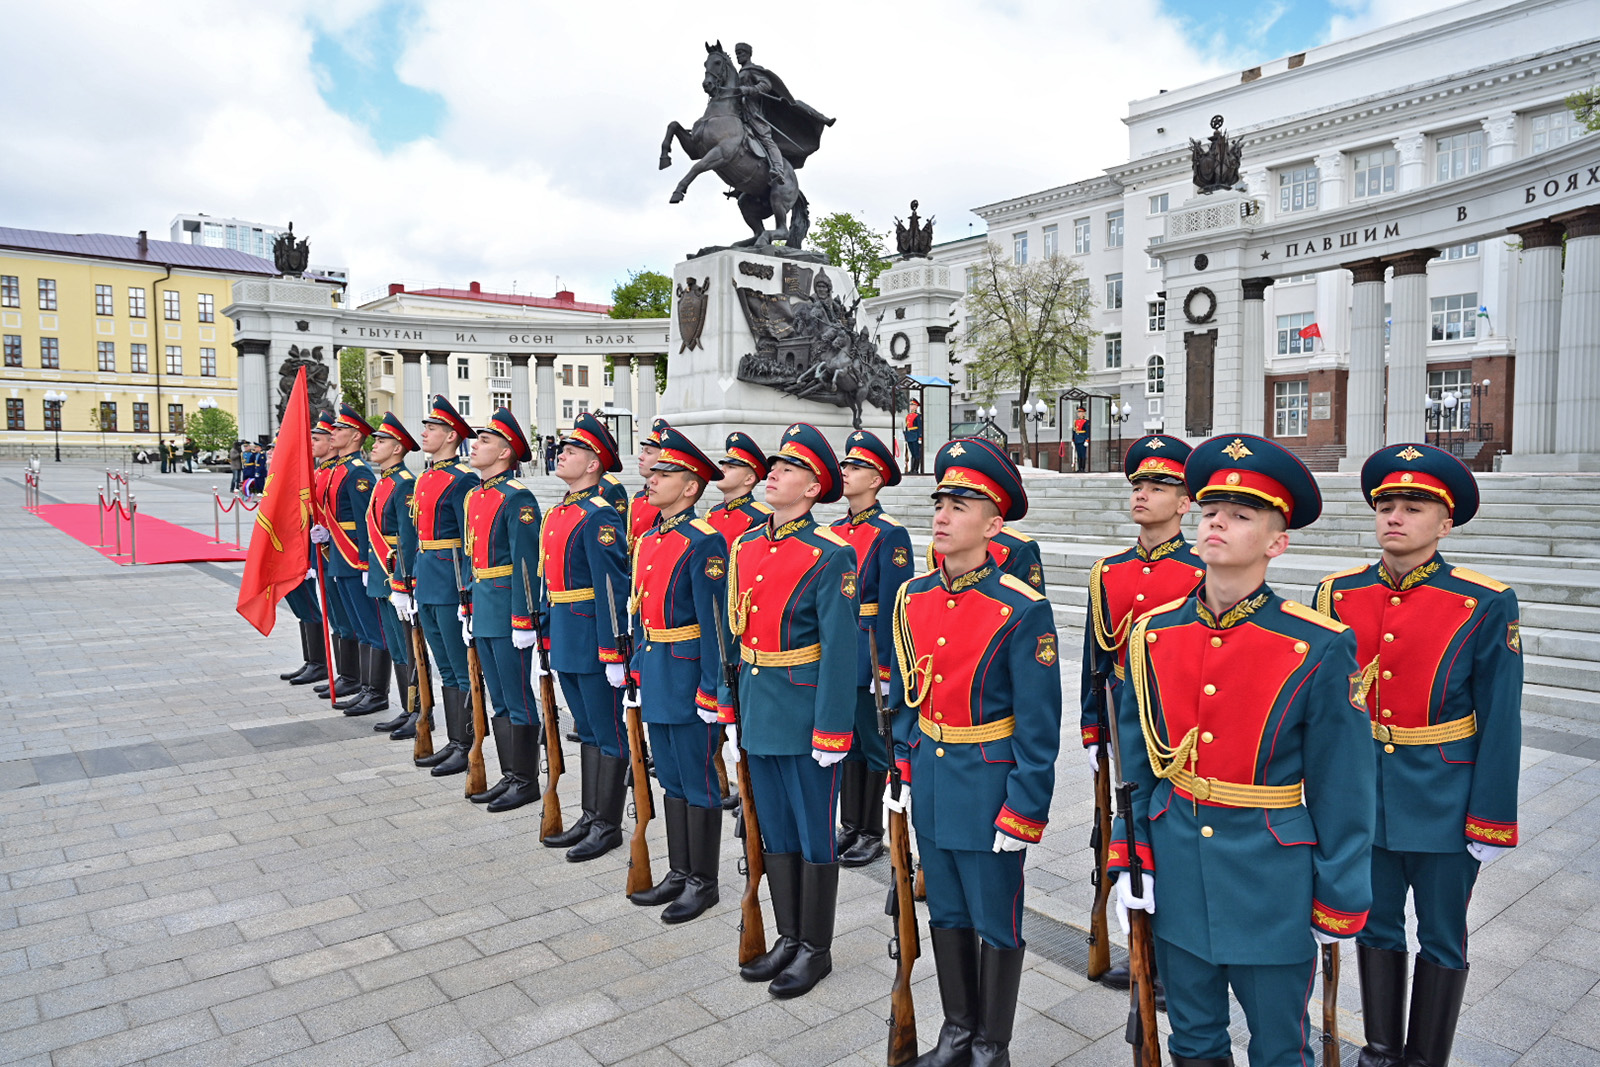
(169, 214, 349, 288)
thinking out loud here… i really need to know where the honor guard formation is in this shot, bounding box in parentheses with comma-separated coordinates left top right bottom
(259, 400, 1522, 1067)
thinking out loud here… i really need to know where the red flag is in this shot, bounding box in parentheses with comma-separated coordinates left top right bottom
(1298, 323, 1322, 340)
(236, 368, 314, 635)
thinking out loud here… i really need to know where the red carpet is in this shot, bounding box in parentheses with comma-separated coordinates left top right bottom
(31, 504, 249, 565)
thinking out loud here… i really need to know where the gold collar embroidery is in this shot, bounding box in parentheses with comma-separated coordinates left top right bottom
(1380, 557, 1441, 591)
(945, 561, 996, 594)
(1136, 534, 1185, 562)
(562, 485, 598, 507)
(769, 515, 812, 541)
(1195, 588, 1269, 629)
(656, 510, 693, 535)
(849, 503, 882, 526)
(725, 494, 754, 512)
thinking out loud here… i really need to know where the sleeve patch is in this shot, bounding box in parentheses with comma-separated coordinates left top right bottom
(841, 571, 858, 599)
(705, 556, 726, 580)
(1035, 633, 1058, 666)
(1506, 621, 1521, 655)
(1027, 563, 1044, 589)
(519, 506, 537, 525)
(355, 478, 371, 493)
(597, 525, 618, 546)
(891, 546, 909, 568)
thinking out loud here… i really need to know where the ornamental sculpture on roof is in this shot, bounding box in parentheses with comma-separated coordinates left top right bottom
(1190, 115, 1244, 193)
(894, 200, 936, 259)
(272, 222, 311, 276)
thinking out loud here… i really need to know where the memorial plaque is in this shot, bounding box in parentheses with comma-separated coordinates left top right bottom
(1311, 390, 1332, 421)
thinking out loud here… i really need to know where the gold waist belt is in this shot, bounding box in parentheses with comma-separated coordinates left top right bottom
(919, 715, 1015, 743)
(859, 603, 880, 616)
(549, 587, 595, 603)
(644, 624, 701, 642)
(338, 521, 357, 530)
(1373, 713, 1476, 746)
(740, 642, 822, 667)
(419, 538, 462, 550)
(379, 535, 398, 546)
(1170, 768, 1303, 809)
(474, 565, 514, 580)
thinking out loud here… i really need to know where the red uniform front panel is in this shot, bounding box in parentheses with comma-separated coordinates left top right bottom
(1330, 583, 1478, 729)
(734, 532, 826, 650)
(635, 527, 693, 629)
(903, 585, 1013, 729)
(466, 487, 509, 571)
(540, 502, 586, 591)
(411, 466, 456, 541)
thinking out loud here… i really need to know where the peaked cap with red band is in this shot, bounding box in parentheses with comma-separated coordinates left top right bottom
(1359, 441, 1478, 525)
(1124, 434, 1191, 486)
(480, 406, 532, 462)
(932, 437, 1028, 522)
(767, 422, 843, 504)
(651, 426, 719, 482)
(562, 411, 622, 472)
(839, 428, 902, 487)
(311, 411, 336, 436)
(1186, 433, 1322, 529)
(421, 394, 473, 441)
(333, 402, 373, 439)
(372, 411, 418, 452)
(642, 417, 671, 448)
(722, 431, 769, 479)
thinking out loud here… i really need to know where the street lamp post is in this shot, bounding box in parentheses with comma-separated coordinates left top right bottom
(1022, 397, 1049, 467)
(43, 390, 67, 462)
(1110, 400, 1134, 468)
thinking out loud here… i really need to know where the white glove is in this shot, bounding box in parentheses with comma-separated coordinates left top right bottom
(697, 708, 719, 724)
(723, 724, 741, 766)
(812, 748, 848, 768)
(993, 831, 1027, 853)
(310, 524, 330, 544)
(1468, 841, 1510, 865)
(606, 663, 627, 689)
(1086, 744, 1101, 778)
(1114, 873, 1155, 935)
(622, 689, 641, 709)
(391, 592, 415, 621)
(457, 607, 472, 644)
(533, 658, 550, 679)
(512, 630, 536, 650)
(305, 568, 316, 581)
(872, 678, 891, 698)
(883, 781, 909, 814)
(1312, 927, 1342, 946)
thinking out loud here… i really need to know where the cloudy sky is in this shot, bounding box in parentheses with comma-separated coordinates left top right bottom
(2, 0, 1474, 305)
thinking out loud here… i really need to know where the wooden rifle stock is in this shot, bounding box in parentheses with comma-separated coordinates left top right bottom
(871, 630, 918, 1066)
(624, 698, 655, 896)
(1088, 677, 1114, 981)
(464, 642, 490, 797)
(409, 619, 434, 760)
(1117, 780, 1161, 1067)
(538, 660, 564, 839)
(712, 593, 766, 966)
(1321, 943, 1340, 1067)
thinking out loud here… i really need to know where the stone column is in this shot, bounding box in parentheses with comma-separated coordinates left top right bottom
(399, 350, 424, 428)
(535, 354, 558, 440)
(235, 339, 269, 443)
(1342, 259, 1388, 469)
(1240, 278, 1272, 435)
(1509, 220, 1565, 456)
(426, 351, 449, 398)
(509, 354, 532, 437)
(1314, 151, 1345, 210)
(1385, 250, 1438, 445)
(1482, 111, 1517, 168)
(1394, 132, 1427, 192)
(634, 353, 658, 427)
(926, 325, 953, 384)
(611, 354, 634, 414)
(1553, 207, 1600, 458)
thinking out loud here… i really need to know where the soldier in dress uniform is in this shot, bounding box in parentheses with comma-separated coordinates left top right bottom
(318, 405, 391, 717)
(1080, 434, 1204, 994)
(1111, 434, 1376, 1067)
(830, 429, 914, 868)
(279, 421, 329, 688)
(706, 431, 773, 546)
(362, 413, 421, 740)
(628, 418, 670, 552)
(904, 399, 924, 475)
(538, 412, 633, 861)
(459, 408, 543, 813)
(401, 396, 480, 778)
(719, 422, 857, 998)
(1314, 443, 1521, 1067)
(624, 426, 728, 923)
(884, 437, 1061, 1067)
(926, 520, 1045, 595)
(311, 413, 359, 701)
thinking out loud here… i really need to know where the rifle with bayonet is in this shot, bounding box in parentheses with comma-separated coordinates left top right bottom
(1105, 678, 1161, 1067)
(1322, 942, 1340, 1066)
(870, 628, 918, 1066)
(452, 546, 490, 798)
(711, 591, 766, 965)
(606, 574, 654, 896)
(526, 565, 564, 840)
(1088, 666, 1114, 981)
(390, 536, 433, 760)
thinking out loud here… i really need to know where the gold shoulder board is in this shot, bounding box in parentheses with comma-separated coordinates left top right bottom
(753, 502, 774, 514)
(1451, 567, 1510, 593)
(1282, 599, 1351, 632)
(1318, 563, 1367, 585)
(814, 526, 849, 547)
(507, 479, 525, 490)
(880, 514, 903, 527)
(1000, 526, 1035, 543)
(690, 519, 717, 535)
(998, 573, 1045, 601)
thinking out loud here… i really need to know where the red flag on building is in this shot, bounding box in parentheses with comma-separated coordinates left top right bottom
(236, 367, 314, 635)
(1298, 323, 1323, 340)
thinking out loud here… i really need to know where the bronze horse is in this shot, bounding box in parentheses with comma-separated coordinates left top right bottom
(659, 42, 811, 250)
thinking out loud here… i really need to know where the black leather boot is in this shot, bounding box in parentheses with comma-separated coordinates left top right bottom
(544, 744, 597, 848)
(662, 802, 722, 924)
(740, 852, 801, 982)
(631, 795, 689, 906)
(470, 718, 515, 803)
(282, 622, 321, 681)
(287, 623, 329, 685)
(431, 689, 474, 777)
(840, 769, 886, 867)
(375, 659, 412, 732)
(835, 760, 864, 857)
(911, 926, 980, 1067)
(488, 723, 541, 813)
(1357, 944, 1409, 1067)
(333, 643, 374, 711)
(414, 687, 463, 767)
(968, 941, 1026, 1067)
(1402, 957, 1469, 1067)
(770, 860, 838, 998)
(1169, 1056, 1234, 1066)
(317, 637, 360, 699)
(343, 647, 391, 715)
(566, 753, 626, 862)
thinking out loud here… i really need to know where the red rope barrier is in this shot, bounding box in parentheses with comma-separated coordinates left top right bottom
(213, 493, 261, 514)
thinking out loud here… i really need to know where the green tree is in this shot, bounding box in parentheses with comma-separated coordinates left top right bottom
(339, 346, 368, 416)
(811, 212, 890, 297)
(186, 406, 239, 454)
(1568, 87, 1600, 131)
(961, 242, 1096, 456)
(610, 269, 673, 394)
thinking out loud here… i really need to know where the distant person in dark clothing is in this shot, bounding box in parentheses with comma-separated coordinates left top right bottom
(1072, 406, 1090, 472)
(229, 441, 244, 492)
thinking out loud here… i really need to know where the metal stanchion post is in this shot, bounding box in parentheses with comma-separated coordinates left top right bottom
(113, 499, 123, 557)
(213, 487, 221, 544)
(234, 495, 242, 550)
(97, 489, 107, 546)
(129, 496, 137, 565)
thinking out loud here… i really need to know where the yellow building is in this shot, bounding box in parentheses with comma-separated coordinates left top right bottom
(1, 226, 279, 459)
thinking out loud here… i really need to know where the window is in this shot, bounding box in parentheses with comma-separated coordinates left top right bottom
(1105, 333, 1122, 369)
(1148, 236, 1164, 270)
(40, 338, 60, 369)
(3, 335, 19, 367)
(100, 401, 118, 432)
(1428, 368, 1474, 431)
(488, 355, 509, 378)
(1278, 166, 1319, 213)
(1276, 312, 1316, 354)
(491, 391, 512, 410)
(95, 284, 114, 316)
(197, 294, 214, 323)
(1274, 380, 1309, 437)
(128, 287, 146, 318)
(456, 357, 470, 380)
(1277, 273, 1314, 285)
(965, 266, 982, 293)
(1430, 293, 1479, 342)
(1106, 210, 1124, 249)
(1149, 193, 1169, 215)
(457, 395, 472, 417)
(578, 365, 590, 387)
(1146, 354, 1165, 395)
(1433, 243, 1479, 261)
(133, 402, 150, 433)
(164, 346, 183, 374)
(1105, 274, 1123, 310)
(604, 362, 615, 387)
(1042, 225, 1059, 259)
(1073, 217, 1091, 255)
(576, 399, 590, 415)
(130, 344, 147, 373)
(98, 341, 115, 372)
(380, 356, 394, 376)
(1352, 148, 1397, 200)
(200, 348, 216, 376)
(1530, 107, 1584, 154)
(1147, 298, 1166, 332)
(1013, 232, 1028, 265)
(38, 279, 57, 310)
(6, 398, 23, 431)
(0, 275, 18, 308)
(44, 398, 62, 431)
(1434, 130, 1484, 183)
(562, 398, 574, 420)
(166, 403, 182, 433)
(562, 364, 574, 386)
(163, 290, 181, 321)
(1384, 302, 1392, 344)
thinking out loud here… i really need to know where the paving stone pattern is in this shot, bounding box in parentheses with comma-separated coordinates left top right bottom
(2, 462, 1597, 1065)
